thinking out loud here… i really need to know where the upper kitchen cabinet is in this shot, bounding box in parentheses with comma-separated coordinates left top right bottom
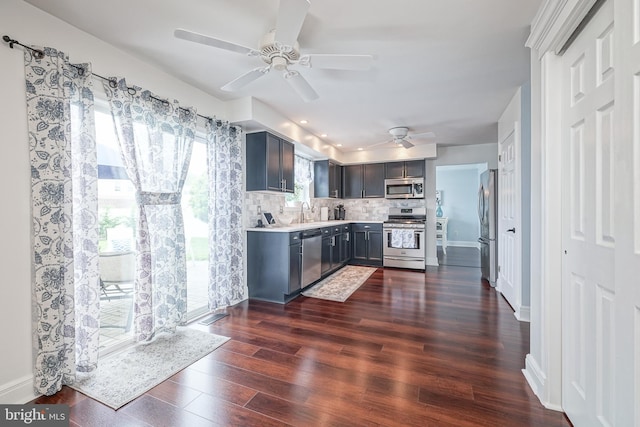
(246, 131, 295, 193)
(343, 163, 385, 198)
(385, 160, 425, 179)
(314, 160, 343, 198)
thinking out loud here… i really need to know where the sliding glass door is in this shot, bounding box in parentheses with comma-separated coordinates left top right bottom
(95, 105, 210, 351)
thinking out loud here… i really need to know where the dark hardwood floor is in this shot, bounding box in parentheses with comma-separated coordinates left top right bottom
(437, 246, 481, 268)
(34, 266, 572, 426)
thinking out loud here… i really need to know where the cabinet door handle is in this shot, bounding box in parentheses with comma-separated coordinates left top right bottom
(366, 231, 369, 241)
(507, 228, 516, 233)
(346, 233, 349, 242)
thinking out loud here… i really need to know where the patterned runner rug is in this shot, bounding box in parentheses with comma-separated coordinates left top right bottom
(71, 327, 229, 409)
(301, 265, 377, 302)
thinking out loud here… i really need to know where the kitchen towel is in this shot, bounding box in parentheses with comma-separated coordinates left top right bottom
(391, 229, 416, 249)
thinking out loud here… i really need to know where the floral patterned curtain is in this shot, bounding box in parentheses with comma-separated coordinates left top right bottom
(103, 79, 196, 341)
(294, 155, 313, 185)
(206, 120, 246, 308)
(25, 48, 100, 395)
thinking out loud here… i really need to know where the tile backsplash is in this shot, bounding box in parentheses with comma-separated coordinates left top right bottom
(244, 191, 426, 228)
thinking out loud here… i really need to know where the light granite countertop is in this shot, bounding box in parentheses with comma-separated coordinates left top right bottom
(246, 220, 382, 233)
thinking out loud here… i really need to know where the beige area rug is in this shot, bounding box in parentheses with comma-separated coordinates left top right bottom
(301, 265, 377, 302)
(71, 327, 229, 409)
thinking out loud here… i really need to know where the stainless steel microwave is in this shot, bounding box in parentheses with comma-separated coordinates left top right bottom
(384, 178, 424, 199)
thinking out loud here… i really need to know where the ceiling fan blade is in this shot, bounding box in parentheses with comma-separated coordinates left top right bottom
(399, 139, 414, 149)
(282, 70, 318, 102)
(275, 0, 310, 47)
(299, 54, 374, 70)
(174, 29, 259, 56)
(221, 67, 270, 92)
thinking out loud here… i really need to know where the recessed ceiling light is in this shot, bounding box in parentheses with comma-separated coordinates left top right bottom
(357, 147, 363, 151)
(299, 120, 308, 124)
(321, 133, 327, 137)
(336, 143, 342, 147)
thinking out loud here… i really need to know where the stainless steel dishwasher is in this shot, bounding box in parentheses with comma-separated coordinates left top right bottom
(301, 228, 322, 287)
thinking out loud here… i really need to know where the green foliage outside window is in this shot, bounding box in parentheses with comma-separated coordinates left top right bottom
(285, 182, 305, 205)
(187, 174, 209, 223)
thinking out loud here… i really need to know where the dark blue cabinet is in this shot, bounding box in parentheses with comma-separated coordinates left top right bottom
(350, 223, 383, 266)
(246, 131, 294, 193)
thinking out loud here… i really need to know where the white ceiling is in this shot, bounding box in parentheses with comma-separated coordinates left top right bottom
(24, 0, 541, 152)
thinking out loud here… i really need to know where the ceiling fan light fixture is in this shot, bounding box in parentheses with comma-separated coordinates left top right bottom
(388, 126, 409, 139)
(271, 56, 288, 71)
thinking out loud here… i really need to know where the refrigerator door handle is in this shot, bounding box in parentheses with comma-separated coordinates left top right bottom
(477, 185, 484, 221)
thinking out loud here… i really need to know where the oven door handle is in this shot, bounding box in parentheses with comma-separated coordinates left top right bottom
(384, 256, 421, 261)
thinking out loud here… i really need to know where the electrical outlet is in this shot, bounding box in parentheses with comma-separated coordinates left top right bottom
(279, 205, 284, 214)
(257, 205, 262, 215)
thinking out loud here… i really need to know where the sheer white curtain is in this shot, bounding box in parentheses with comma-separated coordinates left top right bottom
(24, 47, 100, 395)
(206, 120, 246, 309)
(103, 79, 196, 341)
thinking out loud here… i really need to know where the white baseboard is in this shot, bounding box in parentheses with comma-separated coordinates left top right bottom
(426, 256, 439, 266)
(515, 305, 531, 322)
(444, 241, 480, 249)
(0, 374, 37, 404)
(522, 355, 564, 412)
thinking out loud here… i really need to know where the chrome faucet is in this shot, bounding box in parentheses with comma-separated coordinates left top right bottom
(300, 201, 310, 223)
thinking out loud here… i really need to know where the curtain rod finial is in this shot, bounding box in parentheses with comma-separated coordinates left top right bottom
(3, 35, 14, 48)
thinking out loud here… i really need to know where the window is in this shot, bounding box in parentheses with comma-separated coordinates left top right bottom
(285, 155, 314, 207)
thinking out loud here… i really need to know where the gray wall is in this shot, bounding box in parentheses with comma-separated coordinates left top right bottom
(435, 165, 482, 245)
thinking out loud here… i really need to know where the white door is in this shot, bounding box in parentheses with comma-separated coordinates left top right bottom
(614, 0, 640, 424)
(561, 1, 616, 425)
(497, 128, 522, 318)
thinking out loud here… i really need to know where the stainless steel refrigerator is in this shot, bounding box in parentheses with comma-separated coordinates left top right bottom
(478, 169, 498, 287)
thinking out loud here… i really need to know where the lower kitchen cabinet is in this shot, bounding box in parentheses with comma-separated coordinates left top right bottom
(247, 222, 379, 304)
(340, 224, 351, 264)
(321, 226, 346, 275)
(320, 227, 333, 276)
(247, 231, 302, 304)
(351, 223, 383, 266)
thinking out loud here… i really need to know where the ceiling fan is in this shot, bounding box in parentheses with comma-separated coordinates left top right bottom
(374, 127, 436, 149)
(174, 0, 373, 102)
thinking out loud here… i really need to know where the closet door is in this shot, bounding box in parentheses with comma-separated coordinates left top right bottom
(614, 0, 640, 424)
(561, 1, 616, 425)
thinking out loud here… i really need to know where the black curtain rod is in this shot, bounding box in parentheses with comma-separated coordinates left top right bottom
(2, 34, 231, 127)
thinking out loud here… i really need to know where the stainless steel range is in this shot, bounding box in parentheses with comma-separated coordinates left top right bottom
(383, 207, 426, 270)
